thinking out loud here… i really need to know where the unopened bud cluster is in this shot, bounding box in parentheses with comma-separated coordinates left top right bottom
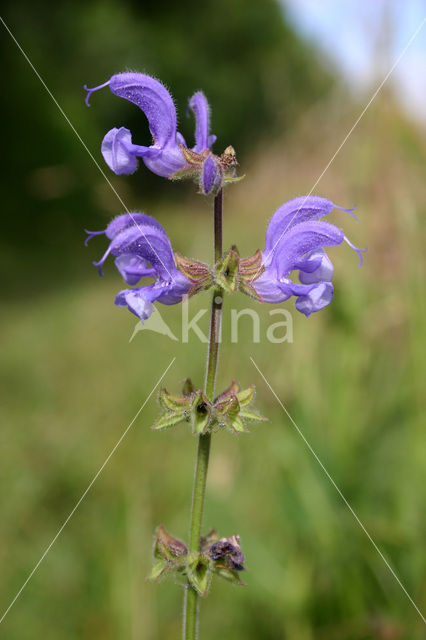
(148, 526, 246, 596)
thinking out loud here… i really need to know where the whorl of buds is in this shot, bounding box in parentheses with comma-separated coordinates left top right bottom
(148, 526, 246, 594)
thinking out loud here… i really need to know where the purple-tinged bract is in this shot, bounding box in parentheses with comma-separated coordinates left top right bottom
(85, 213, 191, 322)
(252, 196, 366, 316)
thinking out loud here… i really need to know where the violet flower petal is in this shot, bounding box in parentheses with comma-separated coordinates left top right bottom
(107, 73, 188, 177)
(91, 213, 174, 277)
(87, 212, 191, 321)
(114, 254, 156, 285)
(101, 127, 162, 176)
(253, 221, 345, 312)
(156, 272, 192, 305)
(208, 134, 217, 147)
(85, 73, 221, 181)
(101, 127, 139, 175)
(298, 249, 334, 284)
(187, 91, 215, 153)
(250, 271, 291, 304)
(251, 197, 365, 316)
(272, 221, 344, 278)
(105, 225, 176, 279)
(278, 280, 317, 298)
(141, 145, 187, 178)
(115, 285, 159, 322)
(115, 275, 191, 322)
(105, 213, 169, 240)
(101, 127, 184, 179)
(295, 282, 334, 317)
(264, 196, 356, 265)
(109, 73, 178, 148)
(86, 73, 187, 178)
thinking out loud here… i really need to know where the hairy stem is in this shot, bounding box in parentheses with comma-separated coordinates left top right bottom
(183, 190, 223, 640)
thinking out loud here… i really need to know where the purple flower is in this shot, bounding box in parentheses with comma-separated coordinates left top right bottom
(85, 213, 191, 322)
(252, 196, 366, 317)
(84, 73, 219, 189)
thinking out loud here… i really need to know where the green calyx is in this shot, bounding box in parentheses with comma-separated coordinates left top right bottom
(152, 379, 212, 435)
(148, 526, 246, 595)
(213, 246, 265, 296)
(186, 553, 212, 597)
(151, 379, 267, 435)
(212, 380, 267, 434)
(175, 247, 265, 299)
(213, 247, 240, 293)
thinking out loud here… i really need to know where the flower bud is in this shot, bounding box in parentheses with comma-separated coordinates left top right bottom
(148, 525, 188, 583)
(154, 525, 187, 561)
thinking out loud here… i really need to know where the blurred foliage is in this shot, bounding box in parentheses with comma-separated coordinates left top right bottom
(0, 0, 332, 297)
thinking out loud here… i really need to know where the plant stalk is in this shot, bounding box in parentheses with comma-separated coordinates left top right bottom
(183, 190, 223, 640)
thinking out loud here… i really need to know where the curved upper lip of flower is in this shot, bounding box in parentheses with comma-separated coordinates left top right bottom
(86, 212, 175, 279)
(85, 213, 191, 321)
(86, 212, 174, 279)
(262, 196, 359, 268)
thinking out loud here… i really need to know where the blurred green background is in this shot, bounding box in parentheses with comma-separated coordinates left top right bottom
(1, 1, 425, 639)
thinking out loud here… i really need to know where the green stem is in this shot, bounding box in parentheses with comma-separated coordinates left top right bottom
(183, 190, 223, 640)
